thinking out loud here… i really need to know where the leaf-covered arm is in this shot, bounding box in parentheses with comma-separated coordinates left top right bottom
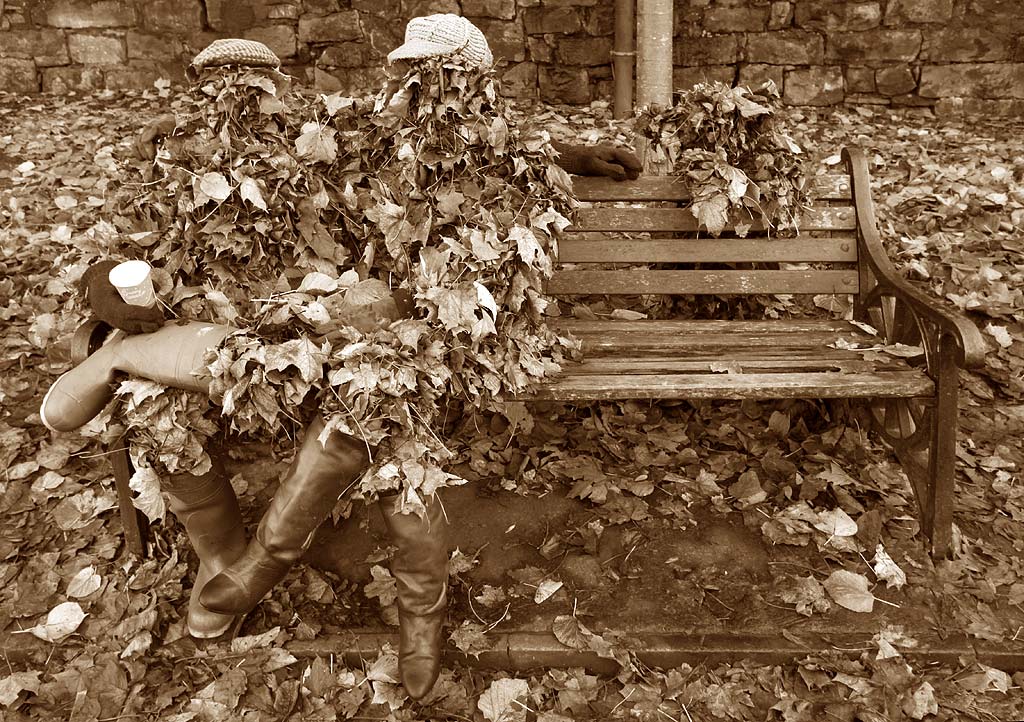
(843, 146, 986, 369)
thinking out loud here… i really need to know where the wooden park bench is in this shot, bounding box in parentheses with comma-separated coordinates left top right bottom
(72, 146, 984, 559)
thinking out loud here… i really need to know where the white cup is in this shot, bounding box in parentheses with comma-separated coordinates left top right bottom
(108, 260, 156, 307)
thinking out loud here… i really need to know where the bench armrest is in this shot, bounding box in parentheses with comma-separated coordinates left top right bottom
(843, 146, 987, 370)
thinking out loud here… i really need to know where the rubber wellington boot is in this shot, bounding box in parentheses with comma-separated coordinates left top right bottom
(199, 418, 370, 615)
(164, 457, 248, 638)
(379, 493, 449, 700)
(40, 321, 234, 433)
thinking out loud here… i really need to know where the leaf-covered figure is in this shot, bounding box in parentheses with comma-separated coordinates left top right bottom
(636, 80, 809, 236)
(300, 54, 580, 497)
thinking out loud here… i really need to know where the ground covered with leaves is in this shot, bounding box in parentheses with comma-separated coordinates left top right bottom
(1, 85, 1024, 721)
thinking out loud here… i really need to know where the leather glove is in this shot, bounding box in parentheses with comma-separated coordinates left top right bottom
(551, 141, 642, 181)
(82, 260, 165, 334)
(133, 114, 177, 161)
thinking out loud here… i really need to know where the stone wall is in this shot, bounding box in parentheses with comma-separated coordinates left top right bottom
(2, 0, 1022, 114)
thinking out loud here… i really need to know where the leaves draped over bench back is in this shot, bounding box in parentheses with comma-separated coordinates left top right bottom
(635, 80, 809, 237)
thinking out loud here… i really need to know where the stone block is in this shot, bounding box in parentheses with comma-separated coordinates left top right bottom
(541, 0, 598, 6)
(738, 63, 784, 89)
(528, 37, 554, 63)
(501, 61, 538, 99)
(845, 65, 874, 92)
(965, 0, 1024, 33)
(884, 0, 953, 25)
(314, 64, 382, 95)
(0, 29, 69, 66)
(299, 11, 362, 42)
(539, 65, 590, 103)
(794, 1, 882, 32)
(875, 64, 916, 95)
(360, 14, 404, 60)
(206, 0, 256, 32)
(769, 1, 793, 30)
(843, 92, 890, 104)
(0, 58, 38, 93)
(555, 36, 612, 66)
(403, 0, 460, 17)
(42, 1, 136, 28)
(41, 65, 104, 92)
(472, 19, 526, 63)
(826, 30, 921, 63)
(583, 3, 615, 35)
(783, 65, 844, 104)
(104, 62, 173, 90)
(705, 5, 769, 32)
(674, 34, 741, 67)
(922, 28, 1013, 62)
(268, 4, 302, 20)
(746, 31, 824, 65)
(673, 65, 736, 92)
(304, 0, 341, 14)
(523, 7, 582, 34)
(319, 42, 373, 68)
(245, 25, 297, 59)
(141, 0, 204, 33)
(919, 62, 1024, 99)
(935, 96, 1024, 116)
(889, 93, 933, 106)
(463, 0, 516, 19)
(68, 33, 125, 64)
(126, 31, 181, 61)
(314, 65, 344, 92)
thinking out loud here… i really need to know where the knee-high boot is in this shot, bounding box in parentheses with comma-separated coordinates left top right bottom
(379, 494, 449, 700)
(199, 418, 370, 615)
(40, 321, 234, 432)
(164, 458, 248, 638)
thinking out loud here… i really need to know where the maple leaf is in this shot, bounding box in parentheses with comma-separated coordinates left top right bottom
(194, 171, 233, 204)
(0, 671, 42, 707)
(777, 575, 831, 616)
(264, 337, 324, 383)
(450, 621, 493, 658)
(238, 176, 268, 211)
(691, 193, 730, 235)
(823, 570, 875, 613)
(478, 677, 530, 722)
(295, 121, 338, 163)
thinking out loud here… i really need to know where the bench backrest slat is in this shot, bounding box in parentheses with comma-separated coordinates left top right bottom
(558, 237, 857, 264)
(571, 173, 851, 202)
(569, 206, 855, 233)
(546, 269, 858, 296)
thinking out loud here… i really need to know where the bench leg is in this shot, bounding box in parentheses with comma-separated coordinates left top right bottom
(868, 339, 958, 558)
(110, 436, 149, 558)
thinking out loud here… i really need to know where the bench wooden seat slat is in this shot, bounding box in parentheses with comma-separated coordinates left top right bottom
(571, 173, 851, 202)
(548, 320, 916, 367)
(546, 269, 859, 295)
(526, 370, 934, 401)
(568, 358, 913, 374)
(568, 206, 855, 233)
(555, 319, 860, 334)
(558, 237, 858, 263)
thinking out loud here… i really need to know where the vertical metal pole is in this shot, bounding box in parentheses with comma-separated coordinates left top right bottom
(636, 0, 673, 112)
(612, 0, 635, 119)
